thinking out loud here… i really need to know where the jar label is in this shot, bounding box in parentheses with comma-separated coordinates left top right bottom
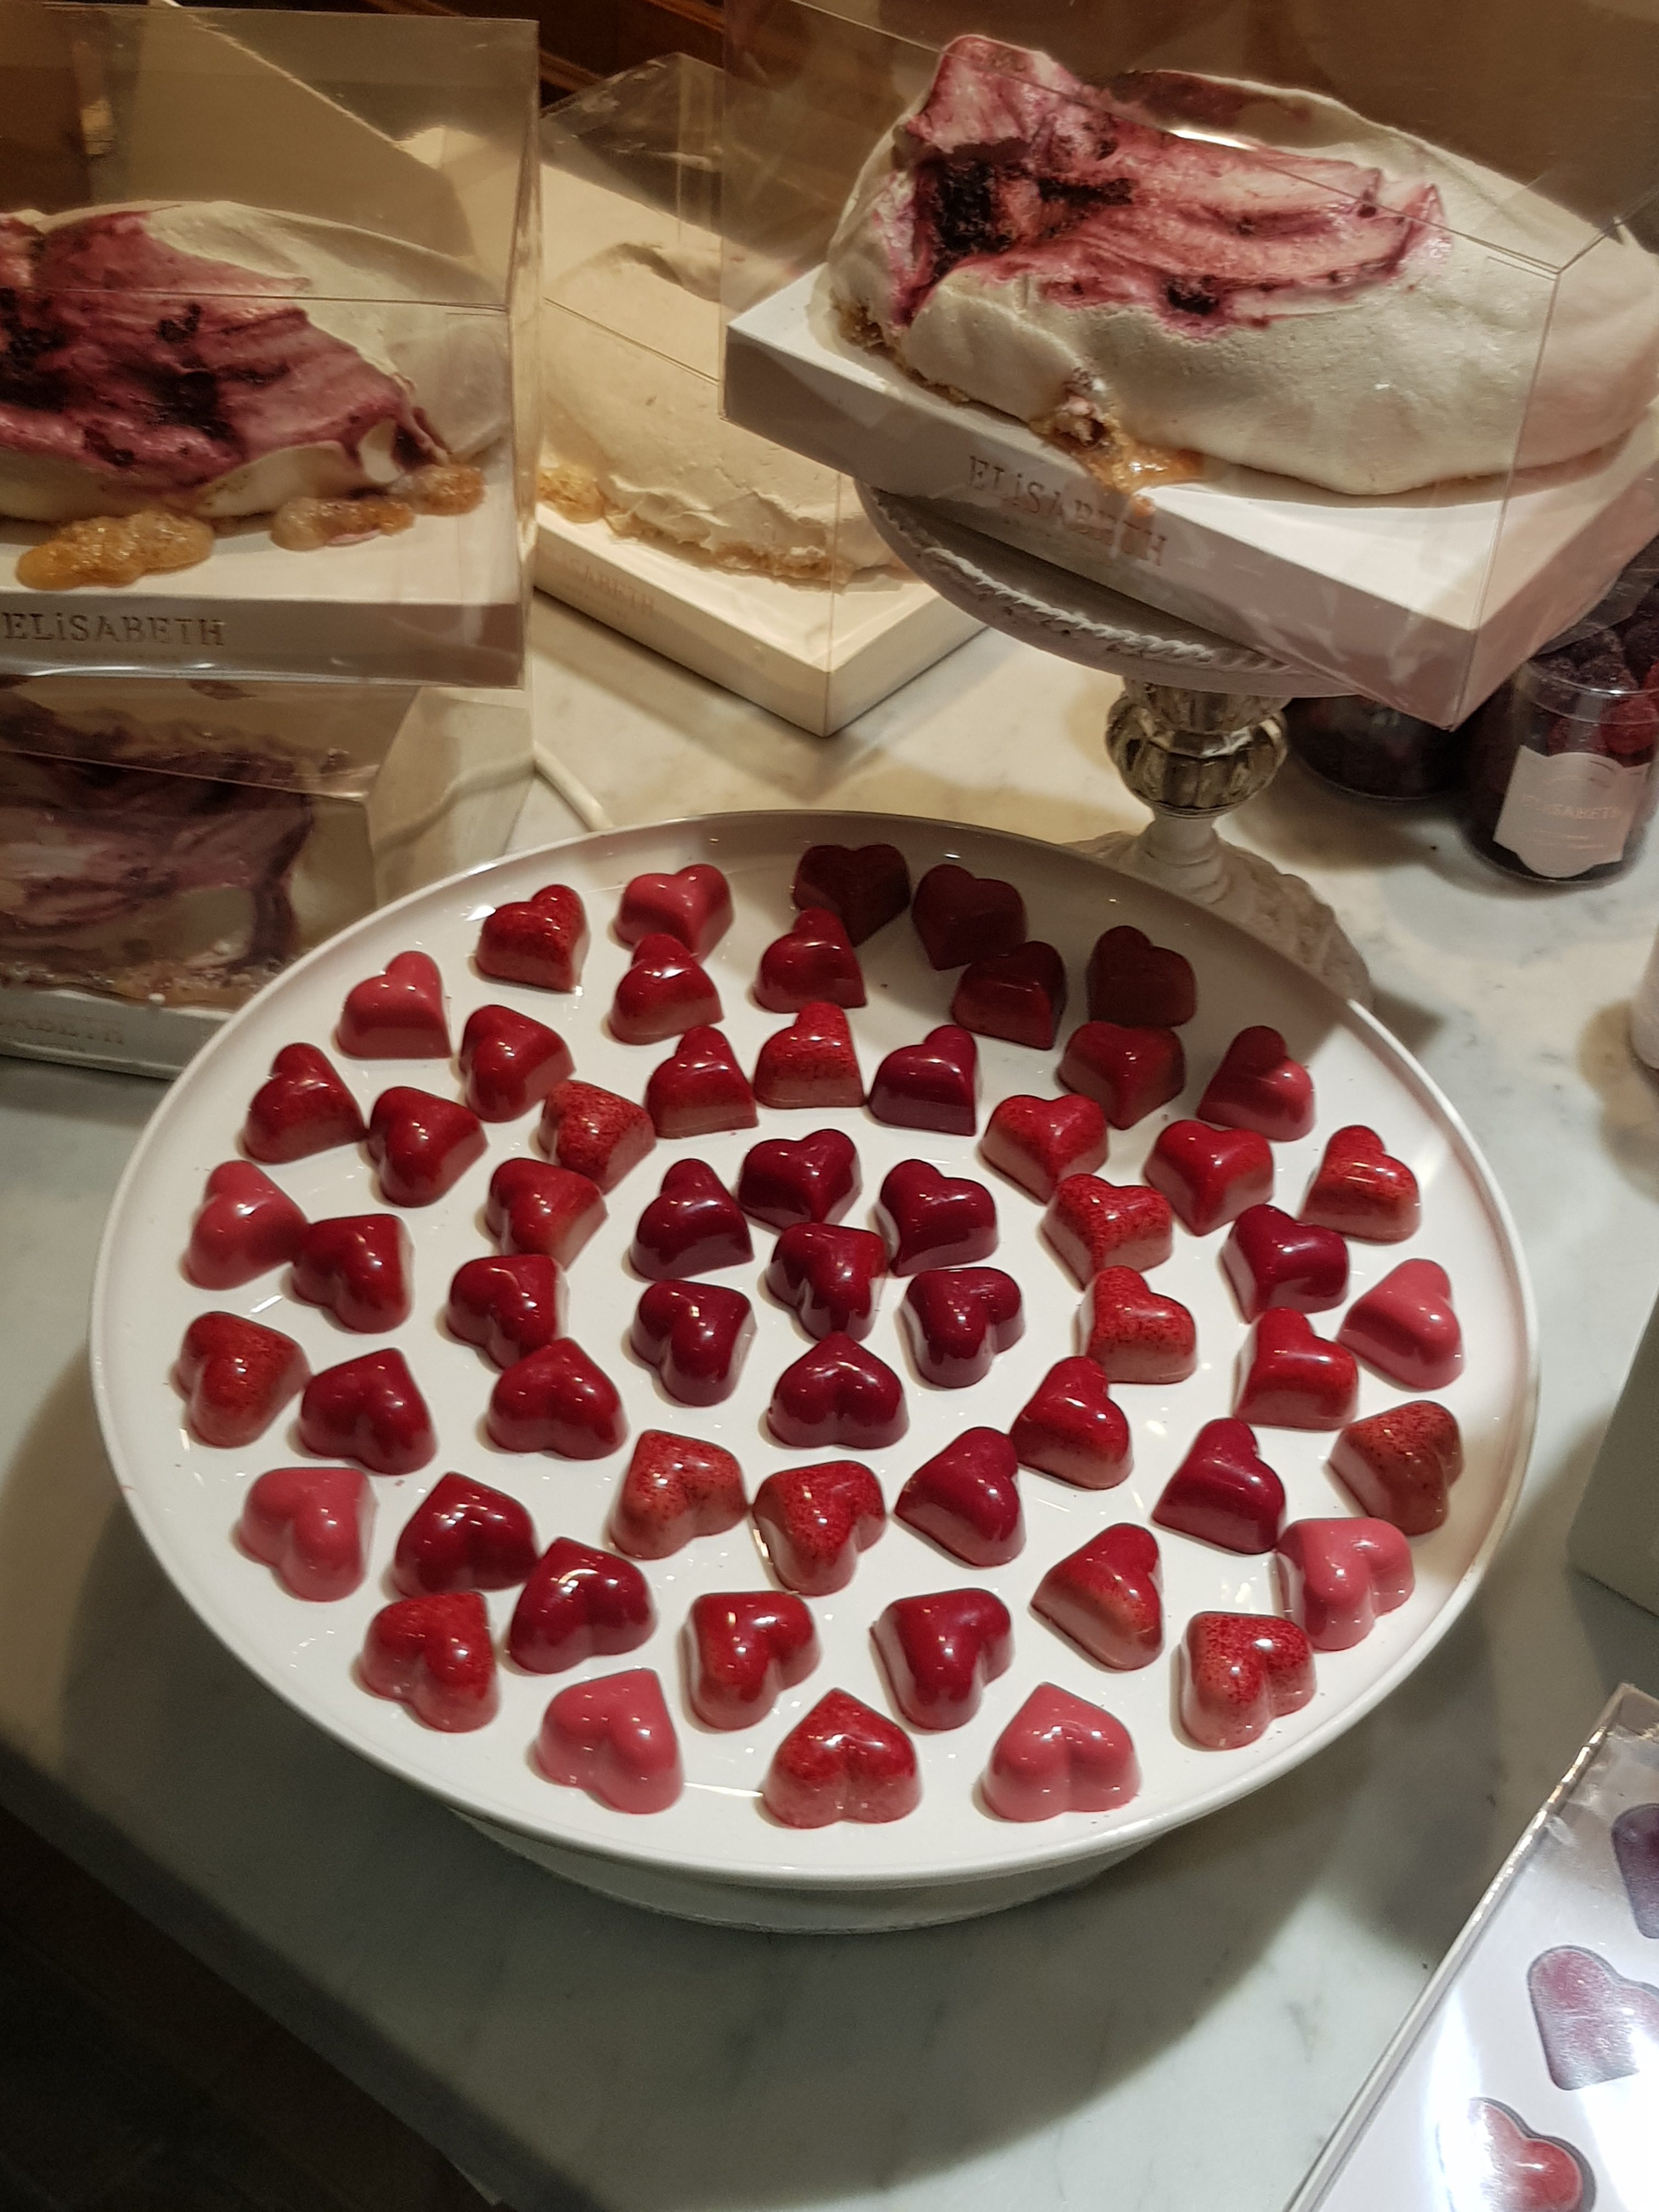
(1492, 749, 1650, 878)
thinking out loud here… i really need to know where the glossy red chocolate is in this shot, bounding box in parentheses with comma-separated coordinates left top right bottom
(1329, 1402, 1463, 1534)
(475, 882, 588, 991)
(644, 1028, 757, 1138)
(608, 1431, 747, 1559)
(737, 1128, 859, 1228)
(238, 1464, 370, 1601)
(185, 1161, 306, 1288)
(630, 1280, 755, 1405)
(756, 909, 866, 1011)
(629, 1159, 753, 1279)
(1338, 1260, 1463, 1389)
(1059, 1021, 1185, 1128)
(911, 863, 1026, 969)
(1222, 1204, 1349, 1320)
(981, 1094, 1108, 1200)
(538, 1080, 654, 1192)
(336, 951, 449, 1059)
(509, 1536, 654, 1671)
(766, 1222, 888, 1340)
(615, 864, 732, 958)
(792, 842, 911, 944)
(873, 1588, 1012, 1729)
(609, 933, 722, 1045)
(983, 1684, 1141, 1822)
(291, 1213, 412, 1332)
(1275, 1517, 1414, 1651)
(298, 1348, 434, 1476)
(685, 1592, 818, 1729)
(1033, 1524, 1162, 1669)
(763, 1689, 919, 1827)
(174, 1312, 308, 1449)
(895, 1427, 1023, 1566)
(1301, 1125, 1421, 1242)
(1233, 1310, 1358, 1430)
(1082, 1267, 1197, 1385)
(951, 941, 1068, 1049)
(767, 1334, 907, 1449)
(445, 1254, 566, 1369)
(1011, 1357, 1131, 1488)
(360, 1591, 497, 1731)
(876, 1159, 997, 1273)
(751, 1460, 884, 1594)
(536, 1668, 682, 1814)
(458, 1004, 573, 1122)
(1449, 2101, 1589, 2212)
(753, 1003, 865, 1108)
(1181, 1611, 1315, 1750)
(391, 1471, 537, 1597)
(241, 1043, 365, 1164)
(486, 1159, 606, 1267)
(1143, 1120, 1274, 1235)
(488, 1341, 626, 1458)
(1528, 1948, 1659, 2091)
(1197, 1025, 1314, 1142)
(1154, 1418, 1285, 1552)
(868, 1025, 979, 1135)
(366, 1087, 486, 1207)
(900, 1266, 1023, 1387)
(1043, 1173, 1172, 1283)
(1086, 926, 1196, 1028)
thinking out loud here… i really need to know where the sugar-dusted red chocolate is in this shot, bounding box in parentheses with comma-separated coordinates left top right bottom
(1275, 1517, 1413, 1651)
(752, 1002, 865, 1108)
(1450, 2100, 1591, 2212)
(486, 1159, 606, 1267)
(630, 1280, 755, 1405)
(1528, 1948, 1659, 2091)
(1338, 1260, 1463, 1389)
(610, 933, 722, 1045)
(475, 882, 588, 991)
(1082, 1267, 1197, 1385)
(1234, 1310, 1358, 1430)
(608, 1430, 747, 1559)
(1154, 1418, 1285, 1553)
(1043, 1173, 1172, 1283)
(291, 1213, 412, 1333)
(1011, 1357, 1131, 1488)
(756, 909, 866, 1012)
(983, 1684, 1141, 1822)
(535, 1669, 682, 1814)
(445, 1254, 565, 1369)
(868, 1024, 979, 1135)
(360, 1591, 498, 1731)
(766, 1222, 887, 1340)
(458, 1004, 573, 1122)
(336, 951, 449, 1059)
(737, 1128, 859, 1229)
(185, 1162, 306, 1289)
(1086, 925, 1196, 1028)
(175, 1312, 308, 1449)
(767, 1334, 907, 1449)
(391, 1471, 537, 1598)
(1143, 1119, 1273, 1235)
(792, 842, 910, 944)
(873, 1588, 1012, 1729)
(1301, 1125, 1421, 1243)
(751, 1460, 884, 1594)
(911, 862, 1025, 969)
(298, 1348, 434, 1476)
(644, 1027, 757, 1138)
(1222, 1204, 1349, 1321)
(762, 1690, 919, 1827)
(1181, 1611, 1315, 1750)
(951, 941, 1068, 1049)
(238, 1464, 371, 1601)
(1059, 1021, 1185, 1128)
(876, 1158, 997, 1273)
(1197, 1025, 1314, 1142)
(895, 1427, 1023, 1567)
(900, 1267, 1023, 1387)
(629, 1159, 753, 1279)
(1033, 1523, 1162, 1669)
(538, 1079, 654, 1192)
(616, 864, 732, 958)
(509, 1537, 654, 1672)
(366, 1087, 486, 1207)
(981, 1094, 1108, 1201)
(1329, 1401, 1463, 1534)
(241, 1043, 365, 1163)
(488, 1341, 626, 1458)
(685, 1592, 819, 1729)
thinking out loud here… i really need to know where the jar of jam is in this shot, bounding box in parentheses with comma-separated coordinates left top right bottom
(1283, 695, 1467, 802)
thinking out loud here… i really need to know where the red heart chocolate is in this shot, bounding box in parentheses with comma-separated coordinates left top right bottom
(1329, 1401, 1463, 1534)
(298, 1347, 434, 1475)
(630, 1280, 755, 1405)
(1144, 1119, 1274, 1235)
(876, 1158, 997, 1273)
(767, 1333, 907, 1448)
(756, 909, 866, 1012)
(1086, 924, 1196, 1028)
(508, 1536, 654, 1672)
(630, 1159, 753, 1279)
(1059, 1021, 1185, 1128)
(1181, 1611, 1315, 1750)
(475, 882, 588, 991)
(610, 932, 722, 1045)
(1154, 1418, 1284, 1552)
(360, 1590, 497, 1731)
(981, 1094, 1109, 1201)
(1032, 1523, 1162, 1669)
(607, 1430, 747, 1559)
(895, 1427, 1023, 1566)
(488, 1340, 627, 1458)
(1223, 1204, 1349, 1321)
(762, 1689, 919, 1827)
(535, 1668, 682, 1814)
(486, 1158, 606, 1266)
(1043, 1173, 1172, 1284)
(751, 1459, 885, 1594)
(539, 1079, 654, 1192)
(644, 1027, 757, 1138)
(737, 1128, 859, 1228)
(238, 1464, 371, 1601)
(1082, 1266, 1197, 1385)
(1613, 1805, 1659, 1939)
(1338, 1260, 1463, 1389)
(616, 864, 732, 958)
(753, 1003, 865, 1108)
(983, 1683, 1141, 1822)
(911, 862, 1025, 969)
(1301, 1125, 1421, 1243)
(1527, 1947, 1659, 2090)
(241, 1042, 365, 1163)
(685, 1592, 819, 1729)
(792, 842, 911, 944)
(336, 950, 449, 1059)
(291, 1212, 413, 1333)
(951, 941, 1068, 1050)
(1011, 1357, 1131, 1488)
(900, 1266, 1023, 1387)
(391, 1471, 537, 1596)
(766, 1222, 888, 1340)
(1233, 1310, 1358, 1429)
(868, 1024, 979, 1135)
(174, 1312, 308, 1449)
(366, 1087, 486, 1207)
(1197, 1025, 1314, 1142)
(1275, 1516, 1413, 1650)
(873, 1588, 1012, 1729)
(445, 1254, 566, 1369)
(185, 1161, 306, 1288)
(458, 1003, 573, 1122)
(1442, 2101, 1589, 2212)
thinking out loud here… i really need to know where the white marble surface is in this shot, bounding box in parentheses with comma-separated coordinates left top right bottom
(4, 591, 1659, 2211)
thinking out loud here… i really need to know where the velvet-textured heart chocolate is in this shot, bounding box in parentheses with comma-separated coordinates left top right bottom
(630, 1280, 755, 1405)
(1082, 1267, 1197, 1385)
(1086, 925, 1196, 1028)
(1011, 1357, 1132, 1488)
(509, 1537, 654, 1672)
(868, 1024, 979, 1135)
(241, 1042, 365, 1163)
(538, 1079, 654, 1191)
(1181, 1611, 1315, 1750)
(1059, 1021, 1186, 1128)
(487, 1340, 627, 1458)
(175, 1312, 308, 1449)
(475, 882, 588, 991)
(751, 1460, 885, 1594)
(737, 1128, 860, 1228)
(1329, 1401, 1464, 1534)
(616, 864, 732, 957)
(763, 1689, 920, 1826)
(336, 951, 449, 1059)
(876, 1159, 997, 1273)
(458, 1003, 573, 1122)
(767, 1333, 907, 1449)
(609, 932, 723, 1044)
(366, 1087, 486, 1207)
(291, 1212, 413, 1332)
(298, 1347, 434, 1476)
(792, 842, 911, 943)
(1275, 1517, 1414, 1651)
(1301, 1125, 1421, 1242)
(185, 1161, 307, 1289)
(1527, 1947, 1659, 2090)
(1198, 1025, 1315, 1141)
(360, 1591, 497, 1731)
(895, 1427, 1023, 1566)
(983, 1684, 1141, 1822)
(685, 1592, 819, 1729)
(766, 1222, 888, 1340)
(1033, 1523, 1163, 1669)
(391, 1471, 538, 1597)
(238, 1464, 371, 1601)
(629, 1159, 753, 1279)
(900, 1266, 1024, 1387)
(1144, 1119, 1274, 1235)
(1222, 1204, 1349, 1320)
(486, 1158, 606, 1266)
(951, 941, 1068, 1049)
(981, 1094, 1109, 1200)
(1443, 2101, 1589, 2212)
(873, 1588, 1012, 1729)
(644, 1027, 758, 1138)
(1612, 1805, 1659, 1938)
(1043, 1173, 1173, 1283)
(752, 1002, 865, 1108)
(1338, 1260, 1463, 1389)
(756, 909, 866, 1012)
(608, 1430, 747, 1559)
(1233, 1310, 1358, 1429)
(445, 1254, 566, 1369)
(537, 1668, 683, 1813)
(1154, 1418, 1285, 1552)
(911, 863, 1026, 969)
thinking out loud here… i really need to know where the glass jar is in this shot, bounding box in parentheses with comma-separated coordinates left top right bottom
(1283, 696, 1467, 802)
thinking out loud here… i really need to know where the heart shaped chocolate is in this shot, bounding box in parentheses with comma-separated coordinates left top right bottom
(616, 864, 732, 958)
(509, 1537, 654, 1672)
(475, 881, 588, 991)
(1301, 1125, 1421, 1243)
(1328, 1401, 1463, 1534)
(752, 1002, 865, 1108)
(737, 1128, 860, 1228)
(608, 1430, 747, 1559)
(876, 1158, 997, 1273)
(486, 1158, 606, 1266)
(241, 1042, 365, 1163)
(1222, 1204, 1349, 1319)
(792, 842, 910, 943)
(1011, 1357, 1132, 1488)
(1528, 1946, 1659, 2089)
(1086, 925, 1196, 1028)
(298, 1347, 434, 1475)
(1033, 1524, 1162, 1669)
(360, 1590, 496, 1731)
(644, 1026, 758, 1138)
(951, 940, 1068, 1049)
(238, 1464, 371, 1601)
(1059, 1021, 1186, 1128)
(911, 863, 1025, 969)
(631, 1280, 755, 1404)
(1181, 1611, 1315, 1749)
(291, 1212, 413, 1332)
(1197, 1025, 1314, 1142)
(981, 1094, 1109, 1200)
(366, 1087, 486, 1207)
(766, 1222, 888, 1340)
(445, 1254, 566, 1369)
(535, 1668, 682, 1814)
(873, 1588, 1012, 1729)
(756, 909, 866, 1012)
(900, 1266, 1024, 1386)
(1441, 2101, 1589, 2212)
(539, 1079, 655, 1191)
(751, 1460, 885, 1594)
(1613, 1805, 1659, 1938)
(1144, 1119, 1274, 1235)
(175, 1312, 308, 1449)
(488, 1339, 628, 1456)
(391, 1471, 538, 1596)
(685, 1592, 819, 1729)
(1154, 1418, 1285, 1551)
(629, 1160, 752, 1280)
(336, 951, 449, 1059)
(1043, 1173, 1173, 1283)
(869, 1025, 979, 1136)
(983, 1683, 1141, 1822)
(186, 1161, 307, 1288)
(458, 1003, 573, 1122)
(763, 1689, 919, 1826)
(1082, 1266, 1197, 1385)
(609, 932, 723, 1045)
(1338, 1260, 1463, 1389)
(1233, 1310, 1358, 1429)
(767, 1333, 907, 1448)
(894, 1427, 1023, 1566)
(1275, 1516, 1413, 1650)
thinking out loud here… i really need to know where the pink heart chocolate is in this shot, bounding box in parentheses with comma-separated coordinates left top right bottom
(1197, 1025, 1315, 1142)
(1154, 1418, 1284, 1552)
(631, 1280, 755, 1404)
(630, 1159, 753, 1279)
(768, 1333, 907, 1448)
(174, 1312, 308, 1449)
(1033, 1523, 1162, 1669)
(458, 1003, 573, 1122)
(608, 1430, 747, 1559)
(1329, 1402, 1464, 1534)
(486, 1159, 606, 1266)
(539, 1079, 654, 1191)
(488, 1341, 626, 1457)
(536, 1668, 682, 1814)
(475, 881, 588, 991)
(1223, 1204, 1348, 1320)
(241, 1042, 365, 1163)
(1144, 1119, 1274, 1235)
(763, 1689, 919, 1827)
(392, 1471, 538, 1596)
(509, 1537, 654, 1672)
(737, 1128, 859, 1228)
(1059, 1021, 1186, 1128)
(1233, 1310, 1358, 1429)
(360, 1590, 496, 1731)
(445, 1254, 566, 1369)
(753, 1002, 865, 1108)
(766, 1222, 888, 1340)
(185, 1161, 306, 1288)
(291, 1212, 413, 1332)
(616, 864, 732, 958)
(873, 1588, 1012, 1729)
(752, 1460, 885, 1594)
(1301, 1125, 1421, 1243)
(868, 1024, 979, 1135)
(951, 941, 1068, 1050)
(1338, 1260, 1463, 1389)
(911, 862, 1025, 969)
(900, 1266, 1024, 1387)
(366, 1087, 486, 1207)
(982, 1094, 1109, 1200)
(1443, 2101, 1588, 2212)
(792, 842, 910, 944)
(685, 1592, 819, 1729)
(238, 1464, 371, 1601)
(876, 1158, 997, 1273)
(756, 909, 866, 1012)
(1086, 925, 1196, 1028)
(610, 932, 722, 1045)
(336, 950, 449, 1059)
(1613, 1805, 1659, 1938)
(1011, 1357, 1131, 1488)
(644, 1027, 758, 1138)
(1082, 1267, 1197, 1385)
(1181, 1611, 1315, 1750)
(895, 1427, 1023, 1566)
(298, 1348, 434, 1476)
(1275, 1516, 1413, 1650)
(983, 1684, 1141, 1822)
(1527, 1947, 1659, 2090)
(1043, 1173, 1173, 1283)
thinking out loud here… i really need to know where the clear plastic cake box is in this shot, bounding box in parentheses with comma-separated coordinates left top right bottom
(720, 0, 1659, 727)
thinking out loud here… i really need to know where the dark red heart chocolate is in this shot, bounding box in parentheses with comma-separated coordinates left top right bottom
(1222, 1204, 1349, 1320)
(876, 1158, 997, 1273)
(1011, 1357, 1131, 1488)
(685, 1592, 819, 1729)
(951, 941, 1068, 1050)
(1301, 1125, 1421, 1243)
(509, 1537, 653, 1672)
(360, 1591, 496, 1731)
(1275, 1516, 1414, 1651)
(238, 1464, 370, 1601)
(767, 1333, 907, 1448)
(1233, 1310, 1358, 1429)
(763, 1689, 919, 1826)
(445, 1254, 566, 1369)
(458, 1003, 573, 1122)
(630, 1280, 755, 1404)
(1033, 1523, 1162, 1669)
(391, 1471, 538, 1596)
(486, 1159, 606, 1267)
(607, 1430, 747, 1559)
(241, 1042, 365, 1163)
(1082, 1267, 1197, 1385)
(1613, 1805, 1659, 1939)
(868, 1024, 979, 1135)
(336, 951, 449, 1059)
(900, 1266, 1023, 1387)
(756, 909, 866, 1012)
(753, 1003, 865, 1108)
(291, 1212, 413, 1332)
(895, 1427, 1023, 1566)
(175, 1312, 308, 1449)
(475, 882, 588, 991)
(1144, 1119, 1274, 1235)
(737, 1128, 859, 1228)
(535, 1669, 682, 1814)
(539, 1079, 654, 1191)
(487, 1339, 627, 1458)
(616, 864, 732, 958)
(1338, 1260, 1463, 1389)
(1198, 1025, 1315, 1142)
(1328, 1401, 1463, 1534)
(1086, 925, 1196, 1028)
(751, 1460, 884, 1594)
(298, 1347, 434, 1476)
(873, 1588, 1012, 1729)
(911, 862, 1025, 969)
(185, 1161, 306, 1289)
(610, 933, 722, 1045)
(644, 1027, 757, 1138)
(366, 1087, 486, 1207)
(1154, 1418, 1285, 1553)
(1181, 1611, 1315, 1749)
(766, 1222, 888, 1340)
(1527, 1947, 1659, 2090)
(983, 1684, 1141, 1822)
(792, 842, 910, 944)
(981, 1093, 1109, 1200)
(1043, 1173, 1172, 1284)
(630, 1159, 753, 1278)
(1059, 1021, 1185, 1128)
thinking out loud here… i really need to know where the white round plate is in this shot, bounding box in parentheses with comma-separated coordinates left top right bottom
(92, 811, 1536, 1930)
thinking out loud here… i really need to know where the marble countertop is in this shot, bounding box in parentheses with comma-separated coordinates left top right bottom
(4, 592, 1659, 2211)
